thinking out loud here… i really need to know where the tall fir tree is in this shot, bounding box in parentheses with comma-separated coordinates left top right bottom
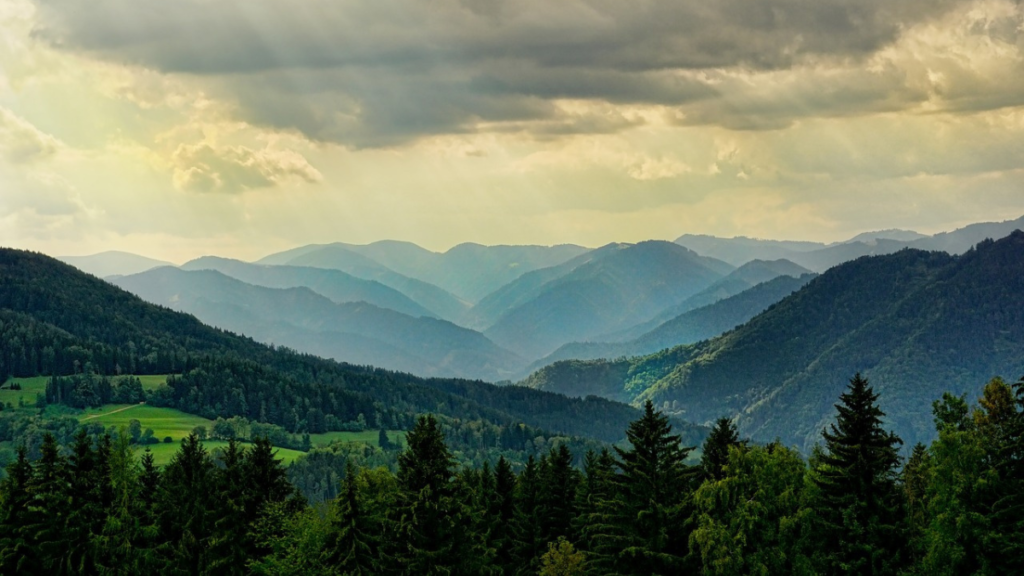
(700, 417, 741, 481)
(812, 373, 906, 575)
(393, 415, 474, 575)
(326, 461, 378, 575)
(592, 400, 696, 575)
(0, 446, 40, 574)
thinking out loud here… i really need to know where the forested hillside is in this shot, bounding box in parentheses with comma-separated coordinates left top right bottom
(525, 232, 1024, 449)
(525, 273, 815, 373)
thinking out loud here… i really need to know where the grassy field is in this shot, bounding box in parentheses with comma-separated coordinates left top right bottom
(80, 404, 212, 440)
(0, 374, 172, 409)
(0, 375, 49, 407)
(309, 429, 405, 448)
(140, 440, 307, 466)
(77, 402, 402, 465)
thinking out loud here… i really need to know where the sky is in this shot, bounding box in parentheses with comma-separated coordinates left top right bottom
(1, 0, 1023, 263)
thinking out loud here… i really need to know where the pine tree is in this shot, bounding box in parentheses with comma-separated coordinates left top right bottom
(573, 449, 616, 555)
(700, 417, 741, 481)
(985, 375, 1024, 573)
(157, 433, 215, 574)
(491, 456, 518, 571)
(326, 461, 378, 575)
(0, 446, 40, 574)
(26, 433, 72, 574)
(537, 444, 580, 546)
(393, 415, 472, 575)
(813, 373, 906, 575)
(592, 400, 696, 574)
(511, 455, 546, 574)
(208, 440, 249, 575)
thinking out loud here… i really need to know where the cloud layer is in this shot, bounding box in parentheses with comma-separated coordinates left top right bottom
(31, 0, 1006, 146)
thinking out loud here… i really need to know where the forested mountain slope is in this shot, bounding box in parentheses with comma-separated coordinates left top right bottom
(0, 248, 692, 445)
(525, 274, 816, 375)
(524, 232, 1024, 449)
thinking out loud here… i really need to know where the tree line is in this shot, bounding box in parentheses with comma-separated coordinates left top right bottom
(1, 373, 1022, 575)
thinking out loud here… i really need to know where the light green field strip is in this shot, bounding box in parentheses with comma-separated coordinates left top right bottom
(140, 440, 307, 467)
(0, 376, 48, 407)
(0, 375, 172, 408)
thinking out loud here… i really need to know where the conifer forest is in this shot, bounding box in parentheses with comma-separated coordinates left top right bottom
(1, 373, 1021, 575)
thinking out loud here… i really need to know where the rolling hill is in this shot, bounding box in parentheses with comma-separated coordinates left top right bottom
(522, 231, 1024, 450)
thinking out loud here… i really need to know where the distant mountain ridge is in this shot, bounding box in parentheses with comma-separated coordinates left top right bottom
(181, 256, 436, 319)
(676, 215, 1024, 271)
(112, 267, 527, 381)
(59, 251, 174, 278)
(259, 241, 589, 303)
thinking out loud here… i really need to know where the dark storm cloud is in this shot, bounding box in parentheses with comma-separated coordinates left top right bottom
(31, 0, 969, 145)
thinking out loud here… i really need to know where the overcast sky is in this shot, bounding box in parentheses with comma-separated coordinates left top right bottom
(1, 0, 1023, 261)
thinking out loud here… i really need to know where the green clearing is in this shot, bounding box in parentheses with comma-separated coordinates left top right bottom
(309, 429, 405, 448)
(0, 375, 48, 407)
(140, 440, 306, 466)
(80, 404, 212, 440)
(76, 402, 401, 465)
(0, 374, 172, 409)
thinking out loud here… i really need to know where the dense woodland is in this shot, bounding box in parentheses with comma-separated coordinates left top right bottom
(0, 374, 1020, 575)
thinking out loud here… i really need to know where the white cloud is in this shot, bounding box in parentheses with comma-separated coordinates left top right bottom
(0, 106, 60, 162)
(171, 142, 323, 194)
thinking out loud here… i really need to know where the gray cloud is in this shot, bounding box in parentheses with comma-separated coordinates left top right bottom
(31, 0, 974, 145)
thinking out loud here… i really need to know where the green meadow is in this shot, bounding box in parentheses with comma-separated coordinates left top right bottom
(0, 374, 172, 409)
(0, 376, 48, 407)
(76, 402, 403, 465)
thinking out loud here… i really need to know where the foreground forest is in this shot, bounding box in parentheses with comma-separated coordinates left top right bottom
(1, 373, 1021, 575)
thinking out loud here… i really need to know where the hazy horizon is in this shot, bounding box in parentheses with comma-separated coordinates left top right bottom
(3, 0, 1023, 262)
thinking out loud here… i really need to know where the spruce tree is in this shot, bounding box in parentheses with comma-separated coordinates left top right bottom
(700, 417, 741, 481)
(511, 455, 547, 574)
(26, 433, 71, 574)
(0, 446, 40, 574)
(157, 433, 215, 574)
(326, 462, 378, 575)
(592, 400, 696, 575)
(986, 375, 1024, 573)
(394, 415, 472, 575)
(537, 444, 580, 546)
(491, 456, 518, 571)
(813, 373, 906, 575)
(573, 449, 616, 555)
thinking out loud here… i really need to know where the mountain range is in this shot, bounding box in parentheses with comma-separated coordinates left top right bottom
(523, 231, 1024, 449)
(112, 267, 525, 382)
(2, 247, 696, 447)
